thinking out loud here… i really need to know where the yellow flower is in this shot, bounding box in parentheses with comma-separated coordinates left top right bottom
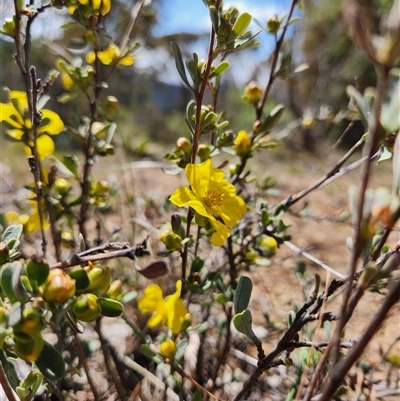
(137, 280, 188, 335)
(0, 91, 64, 159)
(233, 130, 251, 156)
(86, 43, 134, 66)
(169, 159, 247, 246)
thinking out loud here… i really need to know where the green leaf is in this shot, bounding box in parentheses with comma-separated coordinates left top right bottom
(63, 154, 79, 178)
(212, 61, 230, 76)
(260, 104, 285, 133)
(234, 275, 253, 314)
(192, 388, 202, 401)
(232, 12, 252, 38)
(191, 257, 204, 273)
(99, 298, 124, 317)
(1, 261, 30, 304)
(233, 309, 256, 340)
(171, 41, 195, 94)
(2, 224, 23, 246)
(346, 85, 370, 126)
(26, 258, 49, 287)
(35, 341, 65, 380)
(381, 78, 400, 132)
(0, 350, 19, 390)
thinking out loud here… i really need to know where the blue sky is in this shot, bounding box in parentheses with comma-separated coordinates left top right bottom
(154, 0, 292, 36)
(136, 0, 295, 85)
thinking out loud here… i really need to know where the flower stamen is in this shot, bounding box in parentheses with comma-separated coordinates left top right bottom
(203, 188, 225, 207)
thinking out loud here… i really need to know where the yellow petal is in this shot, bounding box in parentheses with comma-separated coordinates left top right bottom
(186, 161, 210, 198)
(86, 51, 96, 64)
(5, 128, 25, 140)
(137, 284, 163, 314)
(165, 280, 188, 334)
(100, 0, 110, 15)
(210, 219, 231, 246)
(10, 91, 28, 110)
(0, 102, 24, 128)
(38, 110, 64, 135)
(24, 135, 55, 160)
(118, 53, 134, 66)
(169, 186, 195, 207)
(25, 211, 50, 233)
(97, 50, 113, 65)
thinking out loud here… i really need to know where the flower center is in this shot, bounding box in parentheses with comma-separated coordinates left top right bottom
(203, 188, 224, 208)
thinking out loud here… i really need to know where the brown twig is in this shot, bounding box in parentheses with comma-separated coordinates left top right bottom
(256, 0, 298, 120)
(50, 242, 149, 269)
(75, 334, 102, 400)
(278, 138, 364, 210)
(318, 278, 400, 400)
(95, 320, 126, 401)
(0, 355, 18, 401)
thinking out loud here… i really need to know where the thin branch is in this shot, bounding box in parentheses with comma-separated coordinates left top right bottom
(95, 320, 126, 401)
(284, 241, 345, 278)
(75, 334, 101, 400)
(256, 0, 298, 119)
(50, 242, 149, 269)
(0, 359, 18, 401)
(318, 278, 400, 401)
(278, 138, 363, 209)
(332, 68, 390, 361)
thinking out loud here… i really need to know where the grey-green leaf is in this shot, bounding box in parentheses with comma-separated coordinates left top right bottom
(171, 41, 195, 94)
(234, 276, 253, 314)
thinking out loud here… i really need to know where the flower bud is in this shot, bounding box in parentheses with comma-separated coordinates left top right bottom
(243, 81, 263, 104)
(260, 237, 278, 257)
(102, 96, 119, 116)
(83, 28, 97, 44)
(233, 130, 251, 156)
(0, 244, 9, 265)
(176, 137, 192, 154)
(165, 233, 182, 252)
(53, 177, 72, 196)
(14, 333, 44, 362)
(1, 18, 18, 38)
(13, 309, 44, 336)
(217, 22, 232, 39)
(216, 131, 234, 147)
(197, 144, 211, 161)
(84, 262, 111, 295)
(160, 339, 176, 359)
(40, 268, 76, 303)
(266, 17, 281, 34)
(72, 293, 102, 322)
(180, 313, 192, 332)
(106, 280, 123, 300)
(170, 213, 182, 235)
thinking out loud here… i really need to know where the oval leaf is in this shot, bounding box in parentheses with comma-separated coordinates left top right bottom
(171, 41, 195, 94)
(232, 13, 252, 37)
(137, 260, 169, 279)
(35, 341, 65, 380)
(234, 275, 253, 314)
(27, 257, 50, 287)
